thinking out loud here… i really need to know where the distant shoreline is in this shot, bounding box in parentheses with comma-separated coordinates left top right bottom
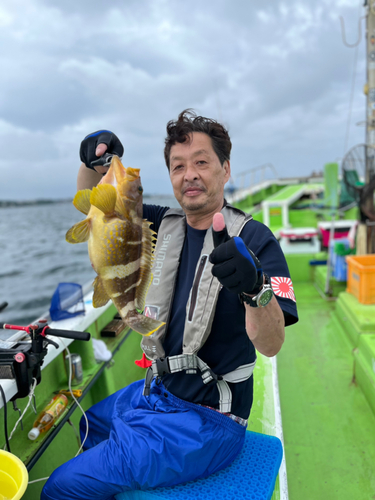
(0, 193, 174, 208)
(0, 199, 72, 208)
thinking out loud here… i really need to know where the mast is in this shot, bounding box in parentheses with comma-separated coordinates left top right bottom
(365, 1, 375, 252)
(365, 0, 375, 179)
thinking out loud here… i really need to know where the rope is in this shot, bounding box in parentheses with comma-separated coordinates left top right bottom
(342, 1, 365, 155)
(343, 42, 360, 156)
(5, 378, 38, 446)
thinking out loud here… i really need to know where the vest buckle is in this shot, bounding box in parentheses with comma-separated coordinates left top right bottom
(201, 368, 221, 385)
(154, 357, 171, 377)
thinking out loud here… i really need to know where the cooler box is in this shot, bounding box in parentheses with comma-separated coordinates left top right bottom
(346, 255, 375, 304)
(279, 228, 320, 254)
(318, 220, 357, 248)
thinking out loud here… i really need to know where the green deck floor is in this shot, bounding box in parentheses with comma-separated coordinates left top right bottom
(277, 282, 375, 499)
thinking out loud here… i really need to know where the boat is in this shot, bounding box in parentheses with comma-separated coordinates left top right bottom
(1, 159, 374, 500)
(2, 8, 375, 500)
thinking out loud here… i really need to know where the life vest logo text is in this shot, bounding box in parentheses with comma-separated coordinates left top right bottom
(152, 234, 171, 285)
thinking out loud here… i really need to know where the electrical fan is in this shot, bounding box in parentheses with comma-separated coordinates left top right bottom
(342, 144, 375, 222)
(342, 144, 375, 253)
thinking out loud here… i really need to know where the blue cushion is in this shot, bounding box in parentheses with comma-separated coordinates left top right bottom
(116, 431, 283, 500)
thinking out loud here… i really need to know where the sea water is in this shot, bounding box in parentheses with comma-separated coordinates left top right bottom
(0, 196, 179, 328)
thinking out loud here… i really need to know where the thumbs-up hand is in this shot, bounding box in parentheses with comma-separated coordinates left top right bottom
(209, 213, 263, 295)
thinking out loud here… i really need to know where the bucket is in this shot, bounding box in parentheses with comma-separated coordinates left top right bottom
(0, 450, 28, 500)
(49, 282, 85, 321)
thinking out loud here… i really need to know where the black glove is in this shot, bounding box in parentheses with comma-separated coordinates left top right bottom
(209, 225, 263, 295)
(79, 130, 124, 171)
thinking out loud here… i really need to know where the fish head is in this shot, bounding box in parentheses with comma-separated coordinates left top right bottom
(118, 167, 143, 216)
(100, 155, 143, 216)
(98, 155, 121, 187)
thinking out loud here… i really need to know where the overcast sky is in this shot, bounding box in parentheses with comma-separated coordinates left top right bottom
(0, 0, 367, 200)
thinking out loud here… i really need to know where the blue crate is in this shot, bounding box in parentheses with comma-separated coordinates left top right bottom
(115, 431, 283, 500)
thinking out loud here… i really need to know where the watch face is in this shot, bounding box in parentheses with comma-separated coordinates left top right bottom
(258, 288, 273, 307)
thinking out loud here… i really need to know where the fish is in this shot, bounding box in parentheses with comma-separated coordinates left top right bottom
(65, 155, 165, 337)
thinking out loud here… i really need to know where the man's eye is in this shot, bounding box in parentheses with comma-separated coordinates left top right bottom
(197, 160, 207, 165)
(173, 165, 183, 171)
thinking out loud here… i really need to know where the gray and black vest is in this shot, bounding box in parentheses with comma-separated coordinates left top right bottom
(141, 203, 256, 413)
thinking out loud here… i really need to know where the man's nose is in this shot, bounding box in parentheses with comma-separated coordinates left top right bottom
(184, 163, 199, 181)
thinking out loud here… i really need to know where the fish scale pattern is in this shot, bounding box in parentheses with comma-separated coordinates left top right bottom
(116, 431, 283, 500)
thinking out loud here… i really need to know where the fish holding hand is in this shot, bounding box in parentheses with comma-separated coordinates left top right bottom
(66, 156, 165, 336)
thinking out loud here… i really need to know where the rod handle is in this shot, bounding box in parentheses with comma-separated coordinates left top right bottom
(46, 329, 91, 341)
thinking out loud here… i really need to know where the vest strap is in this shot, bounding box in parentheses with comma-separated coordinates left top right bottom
(217, 379, 232, 413)
(143, 366, 154, 396)
(221, 361, 257, 383)
(143, 354, 257, 412)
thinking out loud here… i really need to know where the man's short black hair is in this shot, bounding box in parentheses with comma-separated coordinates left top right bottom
(164, 109, 232, 169)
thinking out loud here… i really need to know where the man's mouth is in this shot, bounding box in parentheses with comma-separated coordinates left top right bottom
(183, 186, 205, 196)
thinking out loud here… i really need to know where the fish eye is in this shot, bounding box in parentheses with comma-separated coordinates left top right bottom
(138, 186, 143, 193)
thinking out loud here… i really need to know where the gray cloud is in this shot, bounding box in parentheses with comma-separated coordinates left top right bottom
(0, 0, 367, 200)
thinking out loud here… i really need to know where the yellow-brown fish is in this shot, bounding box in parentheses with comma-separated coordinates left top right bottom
(65, 156, 164, 336)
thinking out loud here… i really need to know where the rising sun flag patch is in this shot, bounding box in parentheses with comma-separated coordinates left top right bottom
(271, 276, 296, 302)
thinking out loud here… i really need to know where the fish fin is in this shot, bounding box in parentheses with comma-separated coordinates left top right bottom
(146, 220, 157, 236)
(65, 219, 91, 243)
(73, 189, 92, 215)
(135, 270, 153, 312)
(92, 276, 110, 308)
(115, 192, 127, 216)
(135, 220, 154, 310)
(127, 313, 165, 337)
(90, 184, 117, 215)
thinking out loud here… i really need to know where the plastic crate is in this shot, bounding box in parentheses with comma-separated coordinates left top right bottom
(317, 220, 356, 247)
(346, 255, 375, 304)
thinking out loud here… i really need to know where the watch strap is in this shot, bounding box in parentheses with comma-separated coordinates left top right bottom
(240, 292, 258, 307)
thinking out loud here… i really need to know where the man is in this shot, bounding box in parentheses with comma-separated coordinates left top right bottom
(42, 110, 297, 500)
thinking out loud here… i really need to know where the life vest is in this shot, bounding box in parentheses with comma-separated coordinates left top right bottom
(141, 203, 256, 413)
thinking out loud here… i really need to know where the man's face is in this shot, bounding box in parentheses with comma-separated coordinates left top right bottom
(169, 132, 230, 217)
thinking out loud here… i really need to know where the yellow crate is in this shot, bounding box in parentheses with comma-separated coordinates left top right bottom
(346, 255, 375, 305)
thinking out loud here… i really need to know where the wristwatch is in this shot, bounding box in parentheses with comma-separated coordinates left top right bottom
(240, 274, 274, 308)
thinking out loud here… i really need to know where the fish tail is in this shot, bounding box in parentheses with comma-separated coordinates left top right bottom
(126, 312, 165, 337)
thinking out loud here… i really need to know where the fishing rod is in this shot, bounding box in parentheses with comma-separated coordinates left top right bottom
(0, 302, 8, 313)
(0, 317, 90, 400)
(0, 314, 91, 454)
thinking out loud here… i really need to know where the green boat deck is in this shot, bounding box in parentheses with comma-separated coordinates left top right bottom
(278, 279, 375, 499)
(234, 177, 375, 498)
